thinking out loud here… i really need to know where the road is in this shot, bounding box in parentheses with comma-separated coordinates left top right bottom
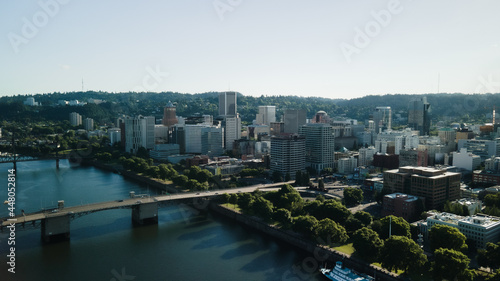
(1, 182, 292, 228)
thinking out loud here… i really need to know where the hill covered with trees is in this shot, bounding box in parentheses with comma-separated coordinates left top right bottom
(1, 91, 499, 126)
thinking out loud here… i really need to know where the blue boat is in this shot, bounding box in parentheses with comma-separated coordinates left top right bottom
(320, 261, 374, 281)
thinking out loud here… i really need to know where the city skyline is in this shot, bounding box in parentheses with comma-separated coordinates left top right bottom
(2, 1, 500, 99)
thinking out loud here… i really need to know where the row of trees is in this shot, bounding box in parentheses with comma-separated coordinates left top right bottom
(221, 184, 480, 279)
(119, 156, 217, 191)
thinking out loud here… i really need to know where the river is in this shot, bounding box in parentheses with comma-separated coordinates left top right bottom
(0, 160, 323, 281)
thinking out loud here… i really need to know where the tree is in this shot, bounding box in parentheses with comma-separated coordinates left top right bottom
(318, 179, 325, 191)
(354, 211, 372, 226)
(432, 248, 474, 281)
(273, 208, 293, 227)
(314, 218, 348, 245)
(377, 215, 411, 240)
(196, 169, 213, 183)
(292, 215, 318, 238)
(344, 216, 363, 234)
(272, 170, 283, 183)
(343, 187, 363, 206)
(352, 227, 384, 262)
(229, 194, 239, 208)
(252, 197, 274, 220)
(429, 224, 468, 253)
(478, 242, 500, 270)
(221, 193, 230, 204)
(237, 193, 255, 212)
(486, 269, 500, 281)
(314, 200, 351, 225)
(380, 235, 427, 274)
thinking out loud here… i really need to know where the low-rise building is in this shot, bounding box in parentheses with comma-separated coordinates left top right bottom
(452, 148, 481, 171)
(382, 193, 421, 222)
(418, 212, 500, 248)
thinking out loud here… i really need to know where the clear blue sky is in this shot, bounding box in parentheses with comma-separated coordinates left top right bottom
(1, 0, 499, 99)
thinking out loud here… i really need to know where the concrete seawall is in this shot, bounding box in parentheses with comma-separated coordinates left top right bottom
(209, 203, 401, 281)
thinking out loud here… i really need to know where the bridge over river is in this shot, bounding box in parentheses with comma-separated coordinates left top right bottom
(1, 182, 294, 242)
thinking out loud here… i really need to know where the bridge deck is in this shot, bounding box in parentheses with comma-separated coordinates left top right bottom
(1, 183, 290, 228)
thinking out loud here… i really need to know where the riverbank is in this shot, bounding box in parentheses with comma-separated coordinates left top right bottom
(84, 159, 401, 280)
(210, 203, 401, 281)
(82, 159, 180, 194)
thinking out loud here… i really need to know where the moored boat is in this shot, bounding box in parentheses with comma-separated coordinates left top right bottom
(320, 261, 374, 281)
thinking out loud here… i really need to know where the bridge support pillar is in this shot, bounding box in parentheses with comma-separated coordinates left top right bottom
(41, 215, 70, 243)
(132, 202, 158, 225)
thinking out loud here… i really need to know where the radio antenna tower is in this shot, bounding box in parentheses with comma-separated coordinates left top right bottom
(82, 78, 84, 92)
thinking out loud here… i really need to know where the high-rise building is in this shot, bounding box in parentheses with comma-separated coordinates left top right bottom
(373, 106, 391, 133)
(358, 146, 377, 166)
(83, 118, 94, 131)
(219, 92, 237, 116)
(255, 106, 276, 126)
(69, 112, 82, 126)
(408, 97, 431, 136)
(184, 124, 210, 154)
(162, 101, 178, 127)
(124, 115, 155, 154)
(108, 128, 121, 145)
(383, 166, 461, 210)
(337, 157, 358, 174)
(270, 135, 306, 179)
(283, 109, 306, 134)
(223, 115, 242, 150)
(299, 123, 335, 173)
(201, 126, 223, 157)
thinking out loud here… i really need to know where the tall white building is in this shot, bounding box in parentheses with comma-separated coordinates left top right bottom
(84, 118, 94, 131)
(223, 115, 241, 151)
(299, 123, 335, 173)
(452, 148, 481, 171)
(69, 112, 82, 126)
(108, 128, 121, 145)
(256, 106, 276, 126)
(338, 157, 358, 174)
(358, 146, 377, 166)
(373, 106, 391, 133)
(124, 116, 155, 154)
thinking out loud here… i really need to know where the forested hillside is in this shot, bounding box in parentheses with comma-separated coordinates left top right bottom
(0, 91, 498, 126)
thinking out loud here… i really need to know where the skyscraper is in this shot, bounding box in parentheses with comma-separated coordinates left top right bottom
(255, 106, 276, 126)
(283, 109, 306, 134)
(124, 115, 155, 154)
(373, 106, 391, 133)
(69, 112, 82, 126)
(299, 123, 335, 173)
(219, 92, 237, 116)
(270, 135, 306, 179)
(162, 101, 178, 127)
(84, 118, 94, 131)
(408, 97, 431, 136)
(223, 115, 242, 150)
